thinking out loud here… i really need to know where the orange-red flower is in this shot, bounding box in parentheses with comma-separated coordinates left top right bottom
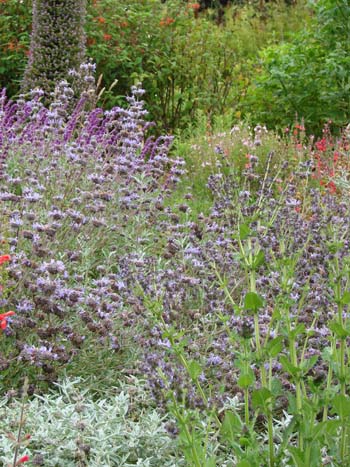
(103, 33, 112, 41)
(160, 17, 175, 26)
(87, 37, 96, 46)
(187, 2, 200, 9)
(0, 310, 15, 330)
(16, 455, 30, 465)
(327, 181, 337, 194)
(0, 254, 11, 265)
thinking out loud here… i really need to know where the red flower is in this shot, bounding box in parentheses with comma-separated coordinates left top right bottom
(0, 310, 15, 330)
(327, 181, 337, 194)
(87, 37, 96, 46)
(160, 17, 175, 26)
(0, 254, 11, 265)
(16, 455, 30, 465)
(315, 138, 327, 152)
(187, 2, 200, 9)
(103, 33, 112, 41)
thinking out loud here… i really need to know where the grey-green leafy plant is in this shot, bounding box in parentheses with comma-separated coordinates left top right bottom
(0, 378, 182, 467)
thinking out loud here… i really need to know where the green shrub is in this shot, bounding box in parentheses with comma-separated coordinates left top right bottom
(0, 0, 31, 96)
(243, 0, 350, 134)
(0, 0, 312, 130)
(86, 0, 311, 130)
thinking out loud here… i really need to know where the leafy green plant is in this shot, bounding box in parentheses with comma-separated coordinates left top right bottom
(0, 0, 31, 96)
(244, 0, 350, 134)
(0, 0, 312, 131)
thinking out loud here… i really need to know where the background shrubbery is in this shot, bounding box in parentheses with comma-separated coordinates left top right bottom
(3, 0, 349, 134)
(245, 0, 350, 134)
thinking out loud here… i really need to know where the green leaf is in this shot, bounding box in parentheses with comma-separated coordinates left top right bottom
(244, 292, 264, 313)
(252, 250, 265, 270)
(252, 387, 273, 410)
(289, 323, 305, 340)
(328, 321, 349, 339)
(238, 370, 255, 389)
(239, 224, 251, 240)
(188, 360, 202, 380)
(340, 291, 350, 305)
(280, 355, 301, 377)
(300, 355, 319, 373)
(323, 419, 341, 435)
(331, 394, 350, 418)
(205, 457, 217, 467)
(310, 421, 328, 442)
(237, 461, 251, 467)
(288, 446, 305, 467)
(14, 184, 23, 196)
(265, 336, 283, 357)
(220, 411, 242, 442)
(270, 377, 282, 397)
(272, 308, 282, 320)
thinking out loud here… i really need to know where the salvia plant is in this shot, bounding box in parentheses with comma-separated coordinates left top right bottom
(1, 61, 350, 466)
(0, 63, 184, 390)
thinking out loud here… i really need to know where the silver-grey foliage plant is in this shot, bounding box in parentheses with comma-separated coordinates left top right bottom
(0, 378, 182, 466)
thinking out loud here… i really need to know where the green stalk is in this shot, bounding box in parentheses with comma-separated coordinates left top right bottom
(286, 309, 303, 451)
(248, 251, 267, 387)
(170, 393, 202, 467)
(160, 314, 209, 407)
(159, 313, 222, 428)
(334, 255, 348, 461)
(243, 339, 250, 426)
(267, 411, 275, 467)
(248, 239, 274, 466)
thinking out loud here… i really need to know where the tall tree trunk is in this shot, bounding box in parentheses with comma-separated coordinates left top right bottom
(22, 0, 86, 99)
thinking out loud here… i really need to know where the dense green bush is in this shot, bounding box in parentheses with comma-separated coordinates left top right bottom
(243, 0, 350, 134)
(0, 0, 310, 130)
(86, 0, 310, 130)
(0, 0, 31, 96)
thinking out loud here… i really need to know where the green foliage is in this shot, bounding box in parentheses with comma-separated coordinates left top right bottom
(0, 0, 31, 96)
(0, 0, 311, 130)
(87, 0, 311, 130)
(244, 0, 350, 134)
